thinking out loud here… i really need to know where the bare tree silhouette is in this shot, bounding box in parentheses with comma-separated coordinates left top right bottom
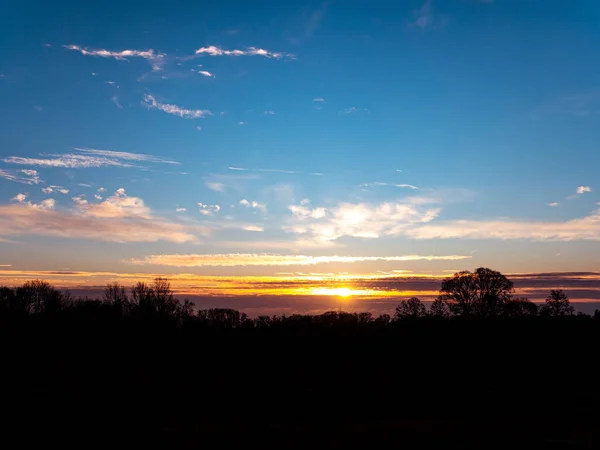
(440, 268, 513, 317)
(540, 289, 574, 317)
(394, 297, 426, 319)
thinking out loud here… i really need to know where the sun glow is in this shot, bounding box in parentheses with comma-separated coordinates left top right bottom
(310, 287, 365, 297)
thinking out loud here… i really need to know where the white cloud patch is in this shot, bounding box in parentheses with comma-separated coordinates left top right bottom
(548, 202, 560, 207)
(198, 202, 221, 216)
(263, 111, 275, 115)
(75, 188, 151, 219)
(63, 44, 166, 71)
(176, 207, 187, 212)
(0, 169, 42, 185)
(197, 70, 214, 77)
(577, 186, 592, 195)
(285, 200, 440, 241)
(41, 185, 69, 195)
(342, 106, 370, 114)
(143, 93, 212, 119)
(206, 181, 226, 192)
(240, 199, 267, 212)
(11, 193, 55, 210)
(242, 225, 264, 232)
(195, 45, 294, 60)
(128, 253, 472, 267)
(313, 98, 325, 102)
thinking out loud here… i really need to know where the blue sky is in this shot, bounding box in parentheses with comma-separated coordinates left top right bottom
(1, 0, 600, 286)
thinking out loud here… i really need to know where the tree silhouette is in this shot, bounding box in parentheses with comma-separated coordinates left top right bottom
(540, 289, 574, 317)
(103, 282, 130, 315)
(440, 268, 514, 317)
(394, 297, 426, 319)
(429, 296, 451, 319)
(502, 298, 538, 317)
(15, 280, 64, 314)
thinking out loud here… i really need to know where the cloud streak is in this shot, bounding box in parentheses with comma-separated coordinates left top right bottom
(195, 45, 294, 60)
(128, 253, 472, 267)
(0, 169, 42, 185)
(143, 94, 212, 119)
(64, 45, 166, 70)
(3, 148, 177, 168)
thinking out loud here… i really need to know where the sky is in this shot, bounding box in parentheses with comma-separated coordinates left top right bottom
(1, 0, 600, 314)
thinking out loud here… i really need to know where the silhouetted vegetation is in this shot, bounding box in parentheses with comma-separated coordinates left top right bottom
(1, 268, 599, 447)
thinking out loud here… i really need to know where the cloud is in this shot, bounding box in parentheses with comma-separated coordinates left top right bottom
(198, 202, 221, 216)
(0, 190, 201, 243)
(240, 199, 267, 212)
(548, 202, 560, 207)
(342, 106, 370, 114)
(196, 126, 202, 131)
(143, 93, 212, 119)
(41, 186, 69, 195)
(313, 98, 325, 102)
(239, 121, 246, 125)
(361, 182, 419, 190)
(409, 0, 446, 30)
(195, 45, 294, 60)
(287, 2, 328, 43)
(405, 209, 600, 241)
(111, 96, 123, 109)
(197, 70, 214, 77)
(176, 207, 187, 212)
(228, 166, 310, 175)
(106, 81, 118, 88)
(543, 90, 600, 117)
(63, 44, 166, 70)
(228, 166, 247, 171)
(94, 195, 102, 200)
(78, 183, 92, 187)
(34, 105, 43, 112)
(0, 169, 42, 185)
(11, 193, 55, 210)
(3, 148, 177, 169)
(97, 187, 106, 192)
(285, 200, 440, 241)
(242, 225, 264, 232)
(128, 253, 472, 267)
(206, 181, 226, 192)
(577, 186, 592, 195)
(263, 111, 275, 115)
(75, 188, 152, 219)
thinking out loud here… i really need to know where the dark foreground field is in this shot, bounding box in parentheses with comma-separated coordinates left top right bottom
(2, 315, 600, 448)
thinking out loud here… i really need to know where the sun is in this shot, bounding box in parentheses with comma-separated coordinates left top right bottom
(311, 287, 354, 297)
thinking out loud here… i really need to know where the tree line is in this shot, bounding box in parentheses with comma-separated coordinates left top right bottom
(1, 267, 596, 326)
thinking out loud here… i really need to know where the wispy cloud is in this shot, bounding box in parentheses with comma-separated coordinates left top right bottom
(577, 186, 592, 195)
(198, 202, 221, 216)
(242, 225, 264, 232)
(226, 166, 322, 176)
(361, 182, 419, 190)
(143, 93, 212, 119)
(63, 44, 166, 70)
(228, 166, 247, 171)
(409, 0, 445, 30)
(206, 181, 226, 192)
(34, 105, 43, 112)
(543, 90, 600, 117)
(128, 253, 472, 267)
(0, 169, 42, 185)
(195, 45, 295, 60)
(406, 208, 600, 242)
(176, 207, 187, 212)
(548, 202, 560, 207)
(313, 98, 325, 102)
(342, 106, 370, 114)
(287, 2, 328, 43)
(263, 110, 275, 115)
(2, 148, 177, 168)
(42, 185, 69, 195)
(111, 96, 123, 109)
(197, 70, 214, 77)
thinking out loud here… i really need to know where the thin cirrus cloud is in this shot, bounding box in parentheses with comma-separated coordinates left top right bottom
(361, 182, 419, 190)
(206, 181, 226, 192)
(0, 189, 203, 244)
(0, 168, 42, 185)
(127, 253, 472, 267)
(242, 225, 265, 232)
(2, 148, 178, 168)
(226, 166, 322, 176)
(405, 208, 600, 242)
(143, 93, 212, 119)
(63, 44, 166, 70)
(195, 45, 295, 60)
